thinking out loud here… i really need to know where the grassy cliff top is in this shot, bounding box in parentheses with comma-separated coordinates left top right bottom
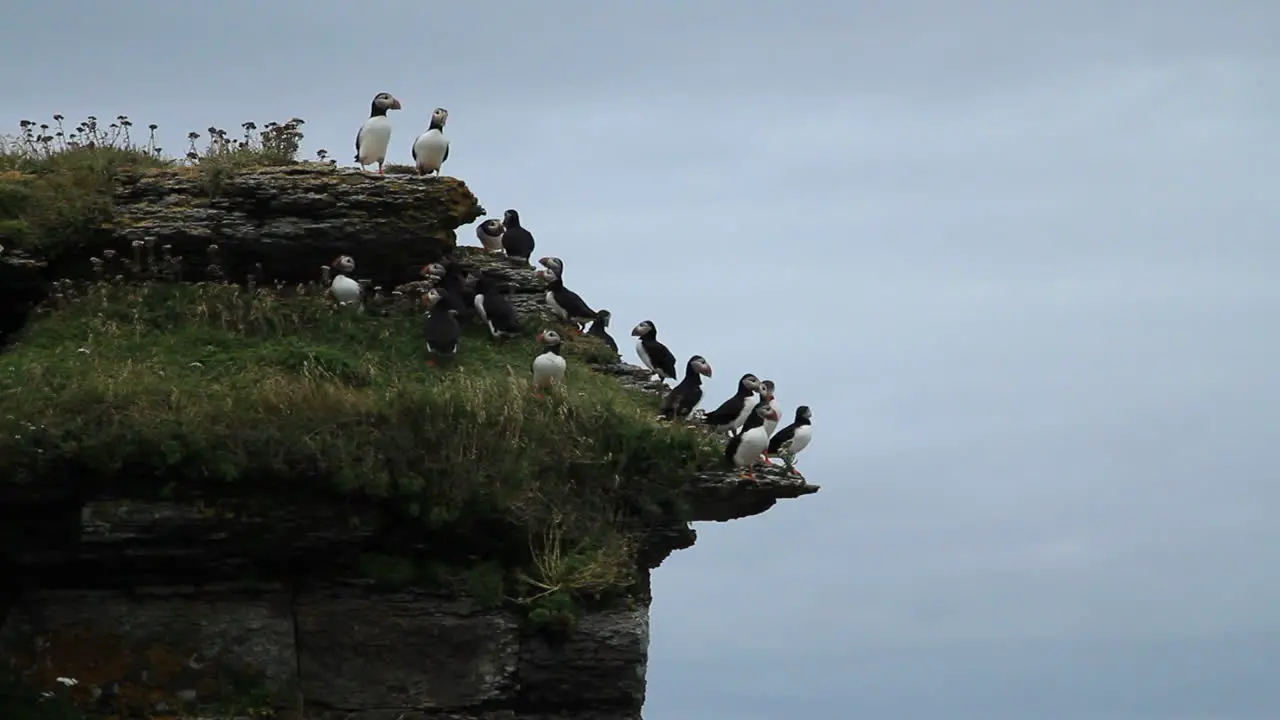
(0, 115, 722, 616)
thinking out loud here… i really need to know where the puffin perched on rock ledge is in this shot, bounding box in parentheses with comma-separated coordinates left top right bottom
(659, 355, 713, 421)
(631, 320, 678, 385)
(355, 92, 401, 174)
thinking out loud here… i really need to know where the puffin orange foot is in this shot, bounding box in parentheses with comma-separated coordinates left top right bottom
(426, 359, 436, 367)
(789, 467, 801, 476)
(738, 470, 756, 480)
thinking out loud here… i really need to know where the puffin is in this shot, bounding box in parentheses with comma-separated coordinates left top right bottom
(476, 219, 504, 252)
(658, 355, 714, 421)
(587, 309, 618, 353)
(725, 401, 780, 480)
(421, 262, 473, 316)
(531, 329, 567, 393)
(767, 405, 813, 475)
(354, 92, 402, 174)
(471, 272, 522, 339)
(758, 380, 780, 436)
(537, 256, 564, 280)
(630, 320, 678, 384)
(534, 266, 597, 332)
(501, 209, 535, 262)
(702, 373, 763, 435)
(422, 287, 461, 364)
(328, 255, 363, 307)
(411, 107, 450, 177)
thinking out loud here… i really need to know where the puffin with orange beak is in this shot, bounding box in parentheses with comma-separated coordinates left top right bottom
(355, 92, 402, 174)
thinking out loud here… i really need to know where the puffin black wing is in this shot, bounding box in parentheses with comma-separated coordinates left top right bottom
(724, 432, 744, 466)
(767, 422, 798, 455)
(483, 292, 521, 334)
(659, 381, 702, 420)
(702, 395, 743, 427)
(442, 144, 450, 163)
(645, 339, 678, 379)
(354, 128, 362, 159)
(555, 286, 596, 319)
(503, 227, 535, 259)
(411, 141, 417, 162)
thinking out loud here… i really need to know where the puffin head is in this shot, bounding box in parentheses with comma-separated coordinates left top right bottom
(372, 92, 402, 111)
(689, 355, 713, 378)
(756, 401, 779, 423)
(331, 255, 356, 274)
(421, 262, 447, 279)
(429, 107, 449, 130)
(740, 373, 761, 391)
(594, 309, 612, 327)
(538, 256, 564, 276)
(631, 320, 655, 338)
(759, 379, 776, 401)
(796, 405, 813, 422)
(424, 287, 445, 309)
(536, 329, 562, 347)
(479, 218, 503, 236)
(502, 209, 520, 228)
(533, 266, 559, 285)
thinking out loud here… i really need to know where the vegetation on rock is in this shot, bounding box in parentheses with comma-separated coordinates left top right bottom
(0, 116, 721, 630)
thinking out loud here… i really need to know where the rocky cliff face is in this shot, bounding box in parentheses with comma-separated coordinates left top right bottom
(0, 166, 818, 720)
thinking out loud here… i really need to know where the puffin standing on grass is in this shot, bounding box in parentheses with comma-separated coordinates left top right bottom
(534, 266, 597, 333)
(702, 373, 762, 436)
(767, 406, 813, 475)
(422, 288, 462, 365)
(630, 320, 678, 384)
(476, 219, 504, 252)
(355, 92, 402, 174)
(411, 107, 450, 177)
(531, 329, 567, 395)
(328, 255, 363, 308)
(501, 209, 535, 262)
(587, 309, 618, 353)
(659, 355, 714, 421)
(725, 401, 779, 480)
(470, 271, 522, 339)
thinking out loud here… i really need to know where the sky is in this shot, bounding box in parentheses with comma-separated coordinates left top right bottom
(4, 1, 1280, 718)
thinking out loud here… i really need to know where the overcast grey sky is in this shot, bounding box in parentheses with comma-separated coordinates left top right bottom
(5, 1, 1279, 718)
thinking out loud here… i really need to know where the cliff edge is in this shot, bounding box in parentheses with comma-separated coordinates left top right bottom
(0, 119, 817, 720)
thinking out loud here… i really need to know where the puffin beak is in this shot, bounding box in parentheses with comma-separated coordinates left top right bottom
(389, 97, 402, 110)
(702, 364, 713, 378)
(630, 325, 643, 337)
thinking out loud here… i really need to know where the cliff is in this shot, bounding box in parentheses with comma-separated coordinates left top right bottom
(0, 124, 817, 720)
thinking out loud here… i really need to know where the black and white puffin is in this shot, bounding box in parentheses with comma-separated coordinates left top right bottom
(534, 266, 597, 332)
(758, 380, 780, 436)
(659, 355, 714, 421)
(630, 320, 678, 384)
(476, 219, 504, 252)
(470, 272, 522, 339)
(421, 262, 473, 316)
(531, 329, 567, 393)
(537, 256, 564, 280)
(725, 401, 779, 480)
(587, 309, 618, 353)
(355, 92, 402, 174)
(767, 405, 813, 475)
(328, 255, 363, 307)
(411, 107, 450, 177)
(702, 373, 762, 435)
(422, 287, 461, 365)
(501, 209, 535, 262)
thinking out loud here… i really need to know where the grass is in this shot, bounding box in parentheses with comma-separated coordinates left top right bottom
(0, 266, 721, 613)
(0, 115, 328, 259)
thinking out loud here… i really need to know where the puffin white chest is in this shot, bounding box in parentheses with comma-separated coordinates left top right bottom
(635, 340, 653, 372)
(732, 426, 771, 467)
(330, 275, 362, 305)
(357, 117, 393, 164)
(731, 393, 761, 431)
(532, 351, 567, 384)
(473, 293, 489, 323)
(545, 291, 568, 321)
(413, 129, 449, 173)
(788, 425, 813, 455)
